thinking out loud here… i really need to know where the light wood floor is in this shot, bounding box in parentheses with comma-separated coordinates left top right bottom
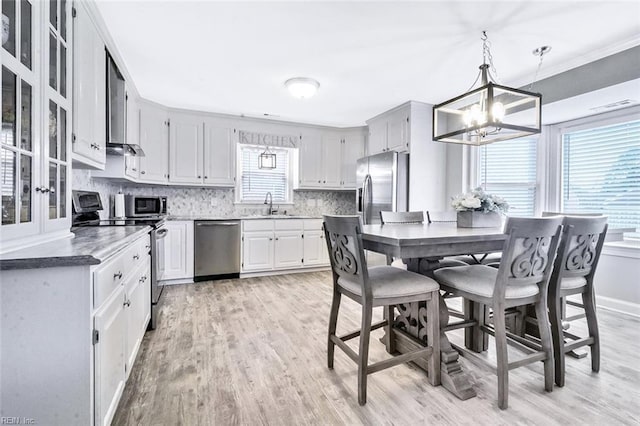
(113, 271, 640, 425)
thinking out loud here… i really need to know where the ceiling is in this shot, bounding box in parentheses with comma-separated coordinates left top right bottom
(95, 1, 640, 127)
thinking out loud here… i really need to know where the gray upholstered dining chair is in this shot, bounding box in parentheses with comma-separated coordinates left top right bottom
(547, 215, 608, 387)
(379, 211, 467, 269)
(323, 215, 441, 405)
(433, 216, 564, 409)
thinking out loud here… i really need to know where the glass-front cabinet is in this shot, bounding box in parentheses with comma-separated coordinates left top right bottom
(1, 0, 71, 245)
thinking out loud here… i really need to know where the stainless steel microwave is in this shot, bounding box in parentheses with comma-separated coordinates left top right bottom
(125, 195, 167, 217)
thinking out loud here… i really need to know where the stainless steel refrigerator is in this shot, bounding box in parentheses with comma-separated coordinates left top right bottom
(356, 151, 409, 224)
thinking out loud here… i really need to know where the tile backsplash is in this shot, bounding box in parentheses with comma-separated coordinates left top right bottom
(72, 170, 356, 218)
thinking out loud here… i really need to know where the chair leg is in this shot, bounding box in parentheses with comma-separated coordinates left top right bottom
(327, 289, 341, 370)
(358, 303, 373, 405)
(582, 289, 600, 373)
(385, 305, 396, 354)
(493, 306, 509, 410)
(426, 293, 441, 386)
(549, 291, 565, 387)
(535, 298, 555, 392)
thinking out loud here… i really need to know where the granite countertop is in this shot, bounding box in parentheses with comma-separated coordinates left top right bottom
(168, 215, 323, 221)
(0, 226, 152, 271)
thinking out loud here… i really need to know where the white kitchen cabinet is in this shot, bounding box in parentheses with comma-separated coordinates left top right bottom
(242, 231, 275, 271)
(125, 92, 140, 180)
(161, 220, 194, 281)
(72, 0, 106, 169)
(321, 133, 342, 188)
(204, 122, 236, 186)
(94, 285, 126, 426)
(298, 133, 324, 187)
(366, 102, 412, 155)
(274, 231, 304, 269)
(139, 102, 169, 183)
(302, 230, 326, 266)
(340, 130, 365, 188)
(124, 259, 151, 378)
(169, 113, 204, 184)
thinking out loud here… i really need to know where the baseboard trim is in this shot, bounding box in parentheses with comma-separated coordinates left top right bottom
(240, 266, 329, 279)
(597, 295, 640, 318)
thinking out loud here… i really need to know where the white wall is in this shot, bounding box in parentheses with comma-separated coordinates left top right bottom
(593, 244, 640, 317)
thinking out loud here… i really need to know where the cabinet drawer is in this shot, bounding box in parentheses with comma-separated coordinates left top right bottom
(303, 219, 323, 231)
(94, 254, 126, 308)
(122, 234, 150, 279)
(243, 220, 273, 232)
(274, 219, 303, 231)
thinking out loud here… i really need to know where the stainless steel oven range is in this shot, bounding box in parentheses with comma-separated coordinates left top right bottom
(72, 190, 167, 329)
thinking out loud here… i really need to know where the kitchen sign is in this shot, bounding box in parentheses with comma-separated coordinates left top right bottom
(238, 131, 299, 148)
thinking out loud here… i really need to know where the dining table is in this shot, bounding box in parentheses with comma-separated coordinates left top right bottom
(360, 221, 507, 400)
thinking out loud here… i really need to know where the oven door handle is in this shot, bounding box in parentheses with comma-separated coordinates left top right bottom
(155, 228, 169, 238)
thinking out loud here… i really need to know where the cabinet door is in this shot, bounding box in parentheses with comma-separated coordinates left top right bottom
(94, 286, 126, 426)
(386, 109, 409, 152)
(161, 221, 194, 281)
(72, 3, 105, 166)
(203, 123, 235, 186)
(169, 115, 203, 184)
(274, 231, 304, 269)
(321, 133, 342, 188)
(242, 231, 274, 271)
(124, 94, 139, 180)
(139, 104, 169, 183)
(124, 260, 151, 377)
(298, 133, 323, 187)
(367, 119, 387, 155)
(341, 131, 364, 188)
(303, 230, 324, 266)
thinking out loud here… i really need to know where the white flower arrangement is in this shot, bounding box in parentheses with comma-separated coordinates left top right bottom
(451, 187, 509, 214)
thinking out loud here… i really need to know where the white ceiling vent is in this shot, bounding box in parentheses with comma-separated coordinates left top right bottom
(589, 99, 638, 112)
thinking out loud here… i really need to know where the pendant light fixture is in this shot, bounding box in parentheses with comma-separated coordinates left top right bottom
(433, 31, 542, 145)
(258, 146, 277, 169)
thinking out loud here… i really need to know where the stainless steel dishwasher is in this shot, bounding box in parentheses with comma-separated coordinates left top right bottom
(194, 220, 241, 281)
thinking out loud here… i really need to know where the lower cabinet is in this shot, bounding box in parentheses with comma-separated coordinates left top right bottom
(241, 219, 328, 273)
(161, 221, 194, 282)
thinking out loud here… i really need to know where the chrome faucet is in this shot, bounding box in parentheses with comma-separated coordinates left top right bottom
(264, 192, 278, 215)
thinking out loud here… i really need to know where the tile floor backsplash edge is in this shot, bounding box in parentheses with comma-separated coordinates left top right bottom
(72, 170, 357, 219)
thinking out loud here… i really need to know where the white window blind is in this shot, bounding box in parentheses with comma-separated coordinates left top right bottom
(479, 138, 537, 216)
(239, 145, 291, 203)
(562, 119, 640, 231)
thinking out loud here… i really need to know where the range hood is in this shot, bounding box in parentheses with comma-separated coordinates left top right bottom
(106, 50, 145, 157)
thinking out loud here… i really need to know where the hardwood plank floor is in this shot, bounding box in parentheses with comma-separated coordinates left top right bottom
(113, 271, 640, 425)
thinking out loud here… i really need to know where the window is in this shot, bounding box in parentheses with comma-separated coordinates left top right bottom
(479, 138, 537, 216)
(562, 119, 640, 231)
(237, 144, 292, 203)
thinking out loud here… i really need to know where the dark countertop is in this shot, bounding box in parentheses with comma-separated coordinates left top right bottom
(168, 215, 323, 221)
(0, 226, 152, 271)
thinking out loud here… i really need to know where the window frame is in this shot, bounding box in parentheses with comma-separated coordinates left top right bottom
(234, 143, 295, 205)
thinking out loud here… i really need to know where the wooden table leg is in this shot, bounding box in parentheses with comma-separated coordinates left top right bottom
(464, 300, 489, 353)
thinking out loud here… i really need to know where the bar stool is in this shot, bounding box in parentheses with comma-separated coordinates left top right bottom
(323, 215, 441, 405)
(433, 216, 563, 409)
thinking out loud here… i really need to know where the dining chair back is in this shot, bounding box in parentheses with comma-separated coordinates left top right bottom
(380, 211, 425, 224)
(323, 215, 441, 405)
(548, 215, 608, 386)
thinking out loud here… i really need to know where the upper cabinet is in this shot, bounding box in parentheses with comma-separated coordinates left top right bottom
(1, 0, 72, 248)
(367, 101, 429, 155)
(298, 128, 365, 190)
(138, 102, 169, 183)
(203, 120, 236, 187)
(72, 1, 106, 169)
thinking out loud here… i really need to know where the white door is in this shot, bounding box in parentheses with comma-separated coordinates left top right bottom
(321, 133, 342, 188)
(341, 131, 364, 188)
(169, 114, 203, 184)
(274, 231, 304, 269)
(162, 221, 194, 281)
(139, 104, 169, 183)
(303, 230, 324, 266)
(242, 232, 274, 272)
(203, 123, 236, 186)
(386, 109, 409, 152)
(298, 133, 323, 187)
(367, 120, 387, 155)
(94, 286, 126, 426)
(124, 260, 151, 378)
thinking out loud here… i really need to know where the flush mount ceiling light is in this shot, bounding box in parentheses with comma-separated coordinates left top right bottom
(285, 77, 320, 99)
(258, 146, 277, 169)
(433, 31, 543, 146)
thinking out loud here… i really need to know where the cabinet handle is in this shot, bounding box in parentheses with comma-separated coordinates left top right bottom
(269, 238, 273, 241)
(204, 176, 208, 179)
(145, 245, 151, 250)
(275, 237, 279, 241)
(140, 275, 147, 282)
(318, 180, 321, 183)
(123, 299, 131, 308)
(323, 180, 326, 183)
(197, 175, 201, 179)
(133, 254, 140, 260)
(132, 168, 137, 172)
(114, 271, 123, 280)
(141, 171, 146, 174)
